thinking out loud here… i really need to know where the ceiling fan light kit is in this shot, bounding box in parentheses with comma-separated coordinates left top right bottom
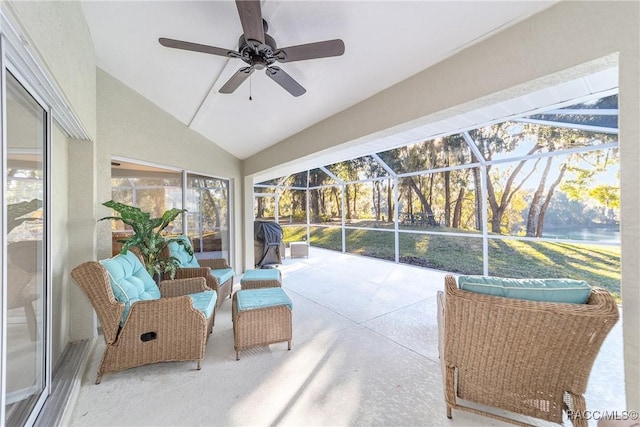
(159, 0, 345, 97)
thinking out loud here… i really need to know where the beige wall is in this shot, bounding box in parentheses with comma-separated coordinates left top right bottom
(95, 69, 243, 269)
(6, 1, 97, 141)
(243, 1, 640, 408)
(66, 138, 99, 342)
(50, 124, 70, 365)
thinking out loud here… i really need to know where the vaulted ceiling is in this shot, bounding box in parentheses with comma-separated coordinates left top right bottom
(82, 1, 557, 160)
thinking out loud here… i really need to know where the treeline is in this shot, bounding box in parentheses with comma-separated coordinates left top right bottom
(271, 104, 618, 237)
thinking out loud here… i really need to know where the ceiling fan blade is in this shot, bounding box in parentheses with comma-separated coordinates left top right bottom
(219, 67, 254, 94)
(275, 39, 345, 63)
(235, 0, 264, 46)
(265, 66, 306, 97)
(159, 38, 238, 58)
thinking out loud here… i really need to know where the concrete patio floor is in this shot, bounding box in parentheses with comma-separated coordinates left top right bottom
(65, 247, 624, 426)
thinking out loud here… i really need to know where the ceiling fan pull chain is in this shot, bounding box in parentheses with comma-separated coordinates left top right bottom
(249, 74, 253, 101)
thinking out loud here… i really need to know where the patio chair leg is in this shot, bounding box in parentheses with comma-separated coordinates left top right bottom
(236, 350, 240, 361)
(196, 361, 201, 370)
(95, 372, 102, 385)
(446, 406, 451, 419)
(568, 394, 587, 427)
(287, 340, 291, 350)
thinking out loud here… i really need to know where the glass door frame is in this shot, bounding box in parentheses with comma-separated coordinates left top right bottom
(1, 40, 53, 426)
(184, 171, 232, 262)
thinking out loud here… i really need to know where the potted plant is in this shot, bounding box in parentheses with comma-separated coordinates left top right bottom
(99, 200, 191, 279)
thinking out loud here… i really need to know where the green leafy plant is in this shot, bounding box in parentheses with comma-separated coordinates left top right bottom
(99, 200, 191, 278)
(8, 199, 43, 233)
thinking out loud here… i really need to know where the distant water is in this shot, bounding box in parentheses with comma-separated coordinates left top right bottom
(542, 227, 620, 243)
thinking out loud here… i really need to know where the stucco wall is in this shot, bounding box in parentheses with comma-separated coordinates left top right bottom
(50, 124, 70, 365)
(242, 1, 640, 408)
(95, 68, 243, 270)
(6, 1, 97, 141)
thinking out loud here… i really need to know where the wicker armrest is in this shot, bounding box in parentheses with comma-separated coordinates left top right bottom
(199, 258, 229, 270)
(169, 267, 212, 280)
(171, 266, 222, 289)
(159, 277, 208, 298)
(126, 296, 205, 324)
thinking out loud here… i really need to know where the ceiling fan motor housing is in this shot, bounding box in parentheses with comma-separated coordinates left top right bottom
(238, 33, 278, 69)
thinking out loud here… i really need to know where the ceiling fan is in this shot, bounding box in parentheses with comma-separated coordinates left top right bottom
(159, 0, 345, 97)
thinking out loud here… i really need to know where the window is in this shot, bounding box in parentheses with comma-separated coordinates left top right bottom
(110, 161, 232, 261)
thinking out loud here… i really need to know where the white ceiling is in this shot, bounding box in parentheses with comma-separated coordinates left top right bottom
(81, 0, 558, 160)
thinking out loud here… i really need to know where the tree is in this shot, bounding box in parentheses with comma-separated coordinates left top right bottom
(404, 176, 438, 226)
(327, 158, 370, 220)
(331, 186, 341, 219)
(543, 192, 589, 227)
(525, 158, 567, 237)
(378, 144, 439, 226)
(308, 169, 323, 223)
(475, 120, 617, 235)
(386, 179, 395, 223)
(589, 184, 620, 219)
(451, 168, 475, 229)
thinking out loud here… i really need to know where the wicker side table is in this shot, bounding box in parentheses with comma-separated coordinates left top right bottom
(232, 288, 292, 360)
(290, 241, 309, 258)
(240, 268, 282, 290)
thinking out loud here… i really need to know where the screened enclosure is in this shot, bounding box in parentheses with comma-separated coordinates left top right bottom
(255, 94, 621, 298)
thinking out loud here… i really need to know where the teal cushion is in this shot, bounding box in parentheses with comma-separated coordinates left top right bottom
(167, 235, 200, 268)
(241, 268, 281, 283)
(236, 288, 292, 311)
(189, 290, 217, 319)
(211, 267, 234, 285)
(100, 251, 161, 324)
(457, 275, 591, 304)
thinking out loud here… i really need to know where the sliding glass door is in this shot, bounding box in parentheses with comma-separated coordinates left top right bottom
(186, 174, 230, 260)
(3, 70, 49, 425)
(110, 161, 232, 262)
(110, 161, 183, 256)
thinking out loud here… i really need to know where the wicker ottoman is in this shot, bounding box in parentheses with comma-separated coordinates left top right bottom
(240, 268, 282, 290)
(232, 288, 292, 360)
(290, 241, 309, 258)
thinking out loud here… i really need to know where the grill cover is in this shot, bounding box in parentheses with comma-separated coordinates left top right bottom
(254, 221, 283, 268)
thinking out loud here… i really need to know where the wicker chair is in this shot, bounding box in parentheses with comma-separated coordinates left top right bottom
(437, 274, 619, 427)
(162, 236, 234, 308)
(71, 255, 216, 384)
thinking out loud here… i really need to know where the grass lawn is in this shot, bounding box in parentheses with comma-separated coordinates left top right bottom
(282, 224, 621, 299)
